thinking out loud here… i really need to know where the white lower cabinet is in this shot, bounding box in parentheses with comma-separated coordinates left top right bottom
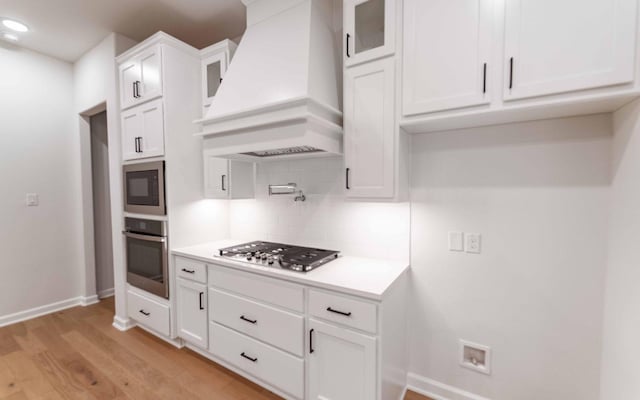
(127, 289, 170, 336)
(176, 278, 208, 349)
(308, 318, 377, 400)
(173, 259, 407, 400)
(210, 322, 304, 399)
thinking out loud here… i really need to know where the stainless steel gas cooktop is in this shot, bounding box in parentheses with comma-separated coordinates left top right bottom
(218, 241, 339, 272)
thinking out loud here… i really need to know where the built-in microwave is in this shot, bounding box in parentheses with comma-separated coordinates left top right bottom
(123, 161, 166, 216)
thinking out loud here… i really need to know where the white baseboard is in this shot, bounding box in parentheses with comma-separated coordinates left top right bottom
(98, 288, 115, 298)
(398, 385, 408, 400)
(0, 297, 84, 328)
(81, 294, 100, 306)
(112, 315, 136, 331)
(407, 373, 491, 400)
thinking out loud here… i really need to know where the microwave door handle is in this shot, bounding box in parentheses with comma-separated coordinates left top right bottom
(122, 231, 167, 243)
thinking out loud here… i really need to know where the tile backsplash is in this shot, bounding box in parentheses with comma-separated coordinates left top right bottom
(229, 157, 410, 263)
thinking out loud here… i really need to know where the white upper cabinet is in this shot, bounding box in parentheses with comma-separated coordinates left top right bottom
(344, 57, 395, 199)
(121, 98, 165, 161)
(202, 52, 226, 111)
(203, 156, 255, 199)
(344, 0, 395, 67)
(307, 318, 377, 400)
(200, 40, 236, 115)
(403, 0, 494, 115)
(119, 45, 163, 110)
(504, 0, 637, 101)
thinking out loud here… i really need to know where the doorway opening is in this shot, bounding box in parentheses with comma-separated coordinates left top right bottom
(89, 110, 115, 300)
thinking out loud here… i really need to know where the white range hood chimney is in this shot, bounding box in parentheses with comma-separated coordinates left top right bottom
(195, 0, 343, 161)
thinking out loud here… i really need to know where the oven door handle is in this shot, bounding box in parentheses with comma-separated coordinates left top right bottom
(122, 231, 167, 243)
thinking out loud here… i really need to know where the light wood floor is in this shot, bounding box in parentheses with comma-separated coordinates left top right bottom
(0, 297, 432, 400)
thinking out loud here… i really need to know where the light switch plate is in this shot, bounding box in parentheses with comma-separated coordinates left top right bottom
(449, 232, 464, 252)
(465, 233, 481, 253)
(26, 193, 39, 207)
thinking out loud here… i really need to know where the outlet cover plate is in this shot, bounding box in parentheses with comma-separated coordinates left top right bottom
(465, 233, 481, 254)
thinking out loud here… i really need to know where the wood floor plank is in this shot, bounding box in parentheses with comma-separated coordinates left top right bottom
(2, 351, 66, 400)
(61, 330, 160, 400)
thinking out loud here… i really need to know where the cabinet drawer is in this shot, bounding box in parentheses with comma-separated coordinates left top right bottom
(176, 257, 207, 283)
(308, 289, 377, 334)
(209, 288, 304, 356)
(127, 290, 170, 336)
(210, 322, 304, 399)
(208, 265, 304, 313)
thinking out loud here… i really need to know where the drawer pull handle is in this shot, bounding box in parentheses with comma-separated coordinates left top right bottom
(181, 268, 195, 274)
(240, 352, 258, 363)
(240, 315, 257, 324)
(327, 307, 352, 317)
(139, 309, 150, 316)
(199, 292, 205, 310)
(310, 328, 315, 354)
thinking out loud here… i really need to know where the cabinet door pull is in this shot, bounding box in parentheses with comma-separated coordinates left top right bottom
(509, 57, 514, 90)
(199, 292, 204, 310)
(327, 307, 352, 317)
(483, 63, 487, 94)
(221, 175, 227, 191)
(346, 33, 351, 58)
(139, 309, 150, 316)
(240, 315, 257, 324)
(345, 168, 350, 190)
(240, 352, 258, 363)
(134, 137, 139, 153)
(181, 268, 195, 274)
(132, 82, 136, 99)
(136, 137, 143, 153)
(134, 80, 141, 98)
(309, 328, 315, 354)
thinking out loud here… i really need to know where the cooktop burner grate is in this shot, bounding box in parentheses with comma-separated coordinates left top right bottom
(218, 241, 339, 272)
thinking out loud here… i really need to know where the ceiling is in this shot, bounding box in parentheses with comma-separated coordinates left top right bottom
(0, 0, 247, 62)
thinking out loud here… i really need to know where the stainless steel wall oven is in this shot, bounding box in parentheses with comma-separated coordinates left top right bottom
(123, 217, 169, 299)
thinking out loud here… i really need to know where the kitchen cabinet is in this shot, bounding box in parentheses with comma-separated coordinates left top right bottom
(308, 318, 377, 400)
(504, 0, 637, 101)
(127, 288, 170, 337)
(121, 98, 165, 161)
(170, 253, 409, 400)
(200, 40, 237, 114)
(203, 156, 255, 199)
(344, 0, 395, 67)
(119, 44, 163, 110)
(177, 278, 208, 349)
(402, 0, 494, 115)
(344, 57, 395, 199)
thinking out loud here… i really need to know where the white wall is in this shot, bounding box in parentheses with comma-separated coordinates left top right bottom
(0, 44, 81, 319)
(409, 115, 611, 400)
(229, 157, 410, 262)
(599, 99, 640, 400)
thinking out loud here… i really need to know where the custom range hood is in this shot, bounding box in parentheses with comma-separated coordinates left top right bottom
(194, 0, 343, 161)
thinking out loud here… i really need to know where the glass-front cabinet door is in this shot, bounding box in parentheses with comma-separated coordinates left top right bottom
(201, 52, 227, 112)
(344, 0, 395, 67)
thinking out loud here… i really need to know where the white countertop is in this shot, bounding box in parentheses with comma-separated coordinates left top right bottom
(171, 240, 409, 301)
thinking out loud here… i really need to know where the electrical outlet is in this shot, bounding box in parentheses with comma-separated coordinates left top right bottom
(465, 233, 481, 254)
(448, 232, 464, 252)
(26, 193, 39, 207)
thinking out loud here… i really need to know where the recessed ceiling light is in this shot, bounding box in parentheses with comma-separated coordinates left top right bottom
(2, 19, 29, 33)
(2, 32, 19, 42)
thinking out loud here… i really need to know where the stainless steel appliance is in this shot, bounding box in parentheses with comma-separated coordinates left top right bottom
(123, 161, 166, 216)
(123, 217, 169, 298)
(218, 241, 339, 272)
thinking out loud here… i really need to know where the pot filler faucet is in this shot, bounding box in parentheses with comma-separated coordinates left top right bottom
(268, 183, 306, 202)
